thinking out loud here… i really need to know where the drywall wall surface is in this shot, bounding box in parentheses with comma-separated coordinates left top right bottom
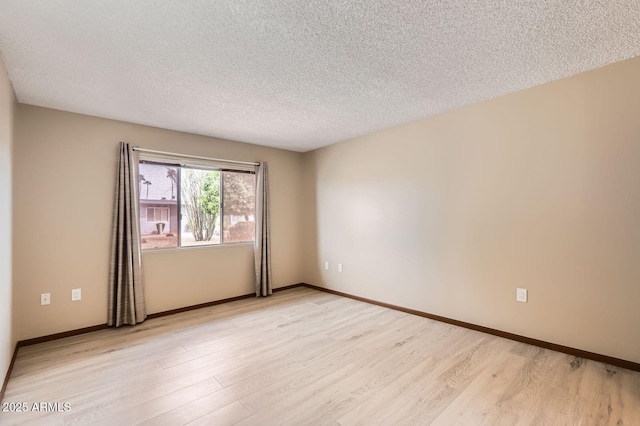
(13, 105, 304, 339)
(302, 56, 640, 363)
(0, 52, 15, 388)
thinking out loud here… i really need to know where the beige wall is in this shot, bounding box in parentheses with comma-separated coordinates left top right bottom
(8, 54, 640, 364)
(0, 54, 16, 382)
(302, 56, 640, 363)
(13, 106, 304, 339)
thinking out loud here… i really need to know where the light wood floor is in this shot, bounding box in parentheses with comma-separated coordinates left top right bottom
(2, 287, 639, 425)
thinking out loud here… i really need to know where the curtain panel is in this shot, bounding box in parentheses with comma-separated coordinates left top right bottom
(108, 142, 147, 326)
(254, 161, 272, 297)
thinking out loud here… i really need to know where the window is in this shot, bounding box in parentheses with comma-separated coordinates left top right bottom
(147, 207, 170, 223)
(139, 161, 255, 250)
(223, 172, 257, 243)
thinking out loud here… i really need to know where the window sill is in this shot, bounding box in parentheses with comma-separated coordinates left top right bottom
(141, 241, 254, 254)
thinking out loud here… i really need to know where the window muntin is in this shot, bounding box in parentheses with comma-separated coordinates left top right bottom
(139, 161, 255, 250)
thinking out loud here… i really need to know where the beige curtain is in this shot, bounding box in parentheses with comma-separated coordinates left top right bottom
(254, 161, 272, 296)
(108, 142, 146, 326)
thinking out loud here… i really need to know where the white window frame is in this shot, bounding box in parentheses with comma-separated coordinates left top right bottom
(138, 157, 256, 250)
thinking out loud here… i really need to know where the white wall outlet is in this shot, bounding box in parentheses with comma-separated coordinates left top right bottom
(324, 261, 329, 270)
(516, 288, 528, 303)
(338, 263, 343, 272)
(72, 288, 82, 301)
(41, 293, 51, 305)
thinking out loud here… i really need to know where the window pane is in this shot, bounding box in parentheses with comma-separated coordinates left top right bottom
(222, 172, 256, 243)
(139, 163, 179, 249)
(181, 168, 221, 246)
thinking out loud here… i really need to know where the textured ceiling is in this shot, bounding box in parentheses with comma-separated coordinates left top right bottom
(1, 1, 640, 152)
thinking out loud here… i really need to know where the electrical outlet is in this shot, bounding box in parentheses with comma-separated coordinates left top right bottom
(41, 293, 50, 305)
(72, 288, 82, 301)
(324, 261, 329, 270)
(338, 263, 343, 272)
(516, 288, 528, 303)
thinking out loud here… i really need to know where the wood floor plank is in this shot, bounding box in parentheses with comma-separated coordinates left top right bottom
(377, 337, 507, 426)
(186, 401, 251, 426)
(1, 287, 638, 426)
(235, 363, 361, 426)
(430, 352, 529, 425)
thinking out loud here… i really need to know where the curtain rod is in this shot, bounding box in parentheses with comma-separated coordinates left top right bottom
(132, 147, 259, 166)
